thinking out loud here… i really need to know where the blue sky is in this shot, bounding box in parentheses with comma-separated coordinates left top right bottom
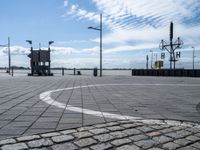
(0, 0, 200, 69)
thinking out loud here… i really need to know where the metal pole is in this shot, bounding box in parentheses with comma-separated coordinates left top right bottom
(146, 55, 149, 69)
(100, 14, 102, 77)
(192, 47, 195, 70)
(170, 22, 173, 70)
(8, 37, 11, 75)
(150, 50, 153, 69)
(48, 46, 51, 75)
(31, 45, 33, 75)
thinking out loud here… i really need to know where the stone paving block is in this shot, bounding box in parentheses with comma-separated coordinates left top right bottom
(174, 138, 192, 146)
(51, 134, 74, 143)
(80, 148, 90, 150)
(17, 135, 40, 142)
(29, 148, 49, 150)
(177, 146, 199, 150)
(165, 132, 184, 139)
(0, 138, 16, 146)
(116, 144, 140, 150)
(74, 138, 97, 148)
(109, 131, 127, 138)
(136, 126, 155, 132)
(185, 135, 200, 142)
(185, 127, 200, 133)
(90, 128, 109, 134)
(60, 129, 77, 135)
(73, 131, 93, 139)
(93, 133, 115, 142)
(93, 123, 108, 128)
(194, 133, 200, 137)
(134, 139, 155, 149)
(41, 132, 60, 138)
(77, 126, 94, 132)
(175, 130, 192, 138)
(190, 142, 200, 149)
(150, 125, 166, 130)
(159, 128, 174, 134)
(1, 143, 28, 150)
(120, 123, 141, 129)
(129, 134, 148, 142)
(28, 138, 53, 148)
(51, 143, 78, 150)
(111, 138, 132, 146)
(107, 126, 124, 131)
(148, 148, 164, 150)
(152, 135, 173, 144)
(147, 131, 161, 137)
(90, 143, 113, 150)
(106, 122, 119, 126)
(163, 142, 181, 150)
(122, 128, 141, 136)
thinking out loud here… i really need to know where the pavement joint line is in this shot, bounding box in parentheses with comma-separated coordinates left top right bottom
(39, 83, 200, 128)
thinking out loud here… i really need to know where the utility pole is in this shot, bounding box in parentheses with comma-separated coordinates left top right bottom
(159, 22, 183, 70)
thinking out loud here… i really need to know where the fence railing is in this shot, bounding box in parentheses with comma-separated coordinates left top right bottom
(132, 69, 200, 77)
(0, 68, 132, 77)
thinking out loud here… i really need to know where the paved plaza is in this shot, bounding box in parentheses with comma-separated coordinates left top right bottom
(0, 75, 200, 149)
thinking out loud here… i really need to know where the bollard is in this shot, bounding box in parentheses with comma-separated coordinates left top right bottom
(93, 67, 98, 77)
(62, 68, 64, 76)
(74, 68, 76, 75)
(11, 67, 13, 76)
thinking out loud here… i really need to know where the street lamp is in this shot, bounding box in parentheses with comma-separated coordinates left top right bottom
(26, 40, 33, 75)
(192, 46, 196, 70)
(150, 50, 153, 69)
(48, 41, 54, 75)
(88, 14, 103, 77)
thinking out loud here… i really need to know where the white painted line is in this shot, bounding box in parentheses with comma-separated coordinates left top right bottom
(39, 84, 200, 127)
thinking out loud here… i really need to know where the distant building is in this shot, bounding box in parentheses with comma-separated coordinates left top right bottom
(28, 49, 53, 76)
(155, 60, 164, 69)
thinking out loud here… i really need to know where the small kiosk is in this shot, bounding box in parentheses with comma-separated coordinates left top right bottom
(28, 49, 53, 76)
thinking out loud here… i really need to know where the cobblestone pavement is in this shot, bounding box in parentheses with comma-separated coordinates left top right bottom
(0, 120, 200, 150)
(0, 75, 200, 148)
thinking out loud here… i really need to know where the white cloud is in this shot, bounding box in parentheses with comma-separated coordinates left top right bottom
(51, 46, 79, 54)
(63, 0, 200, 57)
(64, 0, 68, 7)
(0, 46, 29, 56)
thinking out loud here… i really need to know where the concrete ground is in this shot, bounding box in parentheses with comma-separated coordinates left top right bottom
(0, 75, 200, 149)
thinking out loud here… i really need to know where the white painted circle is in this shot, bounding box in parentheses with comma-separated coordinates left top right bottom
(39, 84, 200, 127)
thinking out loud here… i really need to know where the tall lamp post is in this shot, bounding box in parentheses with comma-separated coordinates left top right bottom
(88, 14, 103, 77)
(26, 40, 33, 75)
(192, 46, 195, 70)
(48, 41, 54, 75)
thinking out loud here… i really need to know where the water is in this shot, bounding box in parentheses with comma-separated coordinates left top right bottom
(0, 69, 132, 77)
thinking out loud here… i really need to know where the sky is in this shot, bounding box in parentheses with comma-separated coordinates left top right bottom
(0, 0, 200, 69)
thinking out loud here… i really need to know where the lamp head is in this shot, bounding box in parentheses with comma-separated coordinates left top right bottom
(26, 40, 32, 45)
(49, 41, 54, 45)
